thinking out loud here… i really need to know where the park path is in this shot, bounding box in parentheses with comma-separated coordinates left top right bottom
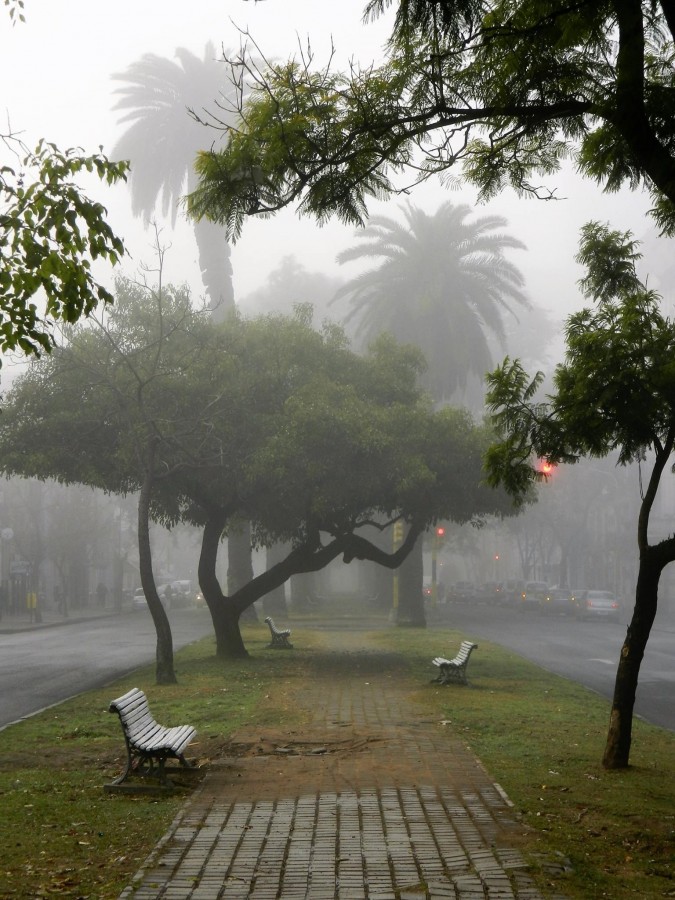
(120, 627, 561, 899)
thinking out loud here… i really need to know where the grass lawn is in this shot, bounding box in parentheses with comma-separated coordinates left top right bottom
(377, 626, 675, 899)
(0, 617, 672, 898)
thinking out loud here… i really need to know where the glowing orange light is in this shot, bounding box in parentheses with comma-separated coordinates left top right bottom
(539, 460, 555, 475)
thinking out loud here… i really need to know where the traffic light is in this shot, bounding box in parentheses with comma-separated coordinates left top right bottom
(538, 459, 556, 476)
(436, 526, 445, 537)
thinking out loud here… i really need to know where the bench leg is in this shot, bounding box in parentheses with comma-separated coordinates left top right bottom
(110, 746, 135, 786)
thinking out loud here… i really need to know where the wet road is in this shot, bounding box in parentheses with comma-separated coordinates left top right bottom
(433, 601, 675, 731)
(0, 607, 213, 729)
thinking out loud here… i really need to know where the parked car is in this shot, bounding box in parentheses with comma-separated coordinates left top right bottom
(539, 587, 574, 616)
(169, 580, 193, 608)
(132, 587, 147, 610)
(132, 584, 171, 610)
(476, 581, 504, 603)
(451, 581, 477, 603)
(503, 580, 525, 606)
(519, 581, 549, 611)
(573, 589, 621, 621)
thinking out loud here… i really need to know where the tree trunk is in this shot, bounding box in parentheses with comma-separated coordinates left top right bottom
(290, 572, 314, 612)
(138, 460, 176, 684)
(228, 521, 257, 623)
(188, 171, 235, 324)
(602, 550, 662, 768)
(396, 534, 426, 627)
(263, 542, 289, 618)
(199, 515, 249, 659)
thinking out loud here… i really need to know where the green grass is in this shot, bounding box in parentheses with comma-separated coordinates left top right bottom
(0, 618, 673, 899)
(0, 624, 315, 899)
(376, 626, 675, 899)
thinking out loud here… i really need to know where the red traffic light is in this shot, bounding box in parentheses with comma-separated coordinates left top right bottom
(539, 459, 556, 475)
(436, 526, 445, 537)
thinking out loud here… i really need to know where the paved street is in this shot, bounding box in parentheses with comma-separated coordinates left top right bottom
(0, 606, 213, 729)
(431, 602, 675, 731)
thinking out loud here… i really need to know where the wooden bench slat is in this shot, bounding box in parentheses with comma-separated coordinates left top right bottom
(108, 688, 197, 787)
(265, 616, 293, 649)
(431, 642, 478, 686)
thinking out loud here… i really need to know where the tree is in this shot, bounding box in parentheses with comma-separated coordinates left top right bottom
(0, 268, 209, 683)
(112, 44, 235, 321)
(1, 137, 127, 358)
(0, 290, 514, 659)
(334, 200, 528, 404)
(330, 199, 526, 623)
(484, 222, 675, 769)
(187, 0, 675, 240)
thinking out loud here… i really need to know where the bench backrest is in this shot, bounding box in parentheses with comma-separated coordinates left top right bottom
(455, 641, 478, 662)
(109, 687, 156, 738)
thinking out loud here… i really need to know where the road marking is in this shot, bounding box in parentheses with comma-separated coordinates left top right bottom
(589, 658, 615, 665)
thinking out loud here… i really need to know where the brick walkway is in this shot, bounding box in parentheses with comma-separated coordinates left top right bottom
(120, 631, 552, 899)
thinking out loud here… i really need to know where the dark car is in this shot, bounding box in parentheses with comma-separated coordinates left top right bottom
(520, 581, 549, 611)
(539, 587, 574, 616)
(573, 589, 621, 621)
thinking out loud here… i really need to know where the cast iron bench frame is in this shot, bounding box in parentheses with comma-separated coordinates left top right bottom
(265, 615, 293, 649)
(431, 640, 478, 685)
(107, 687, 197, 788)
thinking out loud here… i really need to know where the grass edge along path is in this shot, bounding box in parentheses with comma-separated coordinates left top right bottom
(0, 620, 673, 898)
(377, 626, 675, 899)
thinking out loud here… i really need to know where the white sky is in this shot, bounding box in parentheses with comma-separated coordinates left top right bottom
(0, 0, 659, 331)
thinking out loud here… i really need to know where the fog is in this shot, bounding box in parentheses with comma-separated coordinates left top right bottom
(2, 1, 675, 617)
(1, 0, 667, 324)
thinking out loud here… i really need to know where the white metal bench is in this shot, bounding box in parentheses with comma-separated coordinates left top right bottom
(265, 615, 293, 649)
(432, 640, 478, 685)
(107, 687, 197, 788)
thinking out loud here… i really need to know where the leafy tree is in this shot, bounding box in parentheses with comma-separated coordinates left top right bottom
(0, 269, 208, 682)
(331, 199, 527, 623)
(333, 200, 528, 404)
(187, 0, 675, 239)
(1, 137, 127, 358)
(4, 0, 24, 24)
(0, 288, 513, 658)
(112, 44, 236, 321)
(485, 222, 675, 769)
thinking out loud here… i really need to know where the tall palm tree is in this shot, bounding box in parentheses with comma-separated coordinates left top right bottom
(112, 44, 234, 321)
(334, 200, 529, 625)
(333, 201, 529, 405)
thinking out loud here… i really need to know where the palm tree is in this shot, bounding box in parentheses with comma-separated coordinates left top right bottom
(334, 200, 529, 625)
(112, 44, 234, 321)
(333, 201, 529, 406)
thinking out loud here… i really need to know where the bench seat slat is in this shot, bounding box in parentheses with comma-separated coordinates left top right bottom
(431, 642, 478, 686)
(264, 616, 293, 648)
(108, 688, 197, 786)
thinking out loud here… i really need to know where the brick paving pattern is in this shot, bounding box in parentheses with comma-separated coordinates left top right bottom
(120, 631, 552, 899)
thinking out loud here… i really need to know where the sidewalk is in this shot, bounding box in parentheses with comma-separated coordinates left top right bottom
(120, 629, 566, 899)
(0, 605, 115, 634)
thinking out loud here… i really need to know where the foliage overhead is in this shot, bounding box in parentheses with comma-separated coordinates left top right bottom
(0, 138, 127, 358)
(187, 0, 675, 239)
(112, 44, 231, 226)
(485, 222, 675, 505)
(112, 44, 239, 318)
(0, 287, 512, 550)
